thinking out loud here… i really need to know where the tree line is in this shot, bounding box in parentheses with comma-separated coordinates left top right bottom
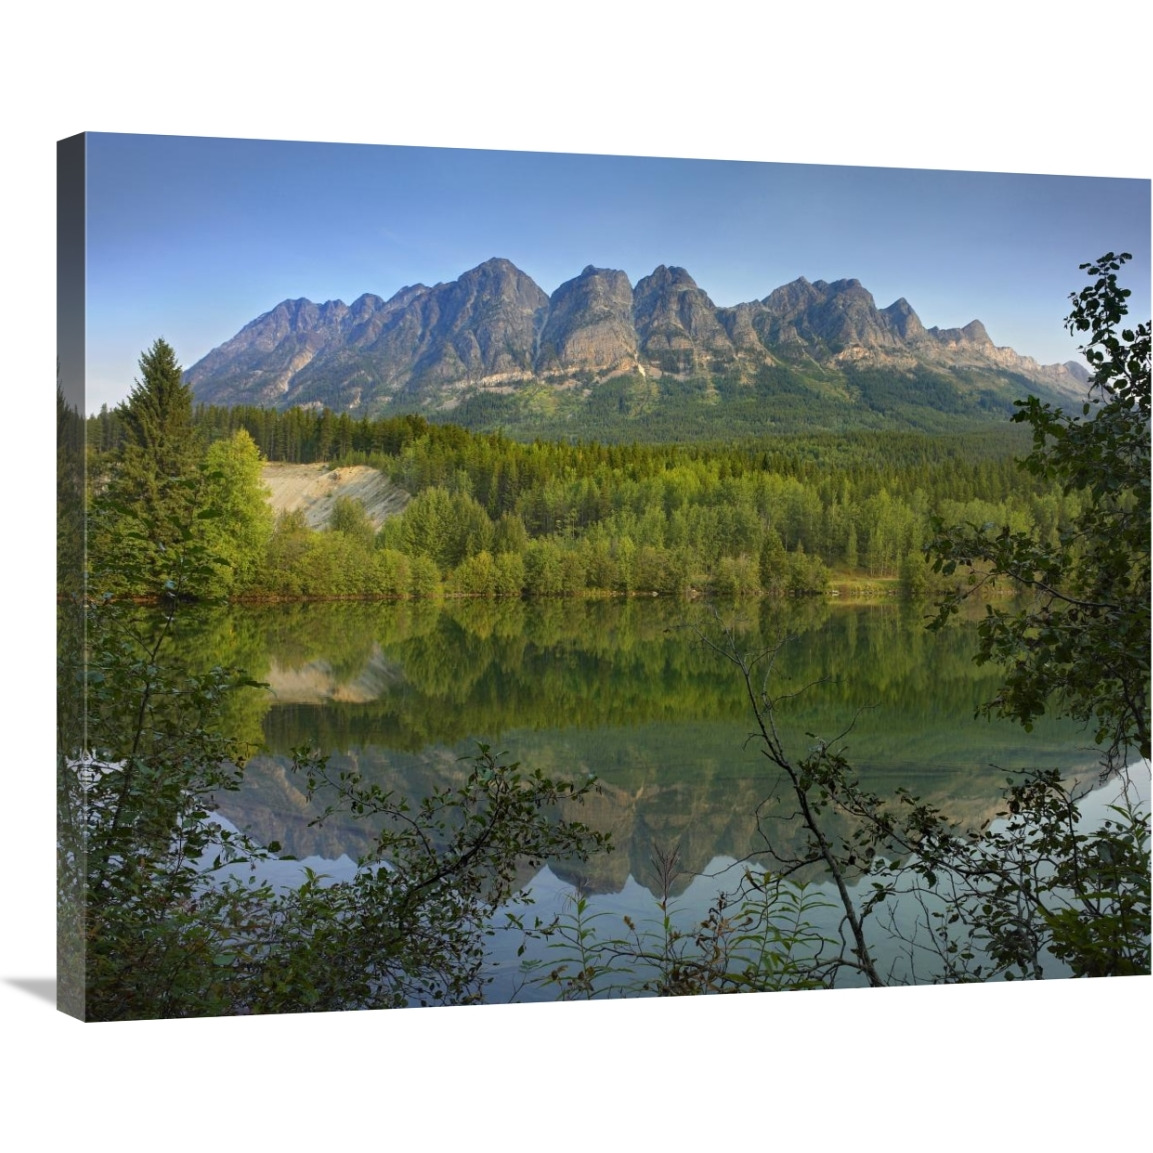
(87, 367, 1082, 603)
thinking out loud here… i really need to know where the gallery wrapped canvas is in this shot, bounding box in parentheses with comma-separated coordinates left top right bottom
(57, 133, 1150, 1021)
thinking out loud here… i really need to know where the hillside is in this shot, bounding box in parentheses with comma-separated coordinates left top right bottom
(262, 462, 409, 529)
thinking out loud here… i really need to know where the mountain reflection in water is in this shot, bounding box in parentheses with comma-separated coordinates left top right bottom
(182, 596, 1115, 993)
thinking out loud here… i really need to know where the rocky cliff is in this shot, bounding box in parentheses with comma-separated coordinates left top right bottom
(187, 258, 1088, 418)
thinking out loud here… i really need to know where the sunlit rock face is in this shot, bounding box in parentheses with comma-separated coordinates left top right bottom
(633, 265, 736, 366)
(537, 265, 638, 375)
(188, 260, 1089, 416)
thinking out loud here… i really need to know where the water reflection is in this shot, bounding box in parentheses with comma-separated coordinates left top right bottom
(190, 596, 1096, 897)
(490, 763, 1151, 998)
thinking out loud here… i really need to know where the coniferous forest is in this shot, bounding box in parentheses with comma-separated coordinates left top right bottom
(86, 396, 1081, 603)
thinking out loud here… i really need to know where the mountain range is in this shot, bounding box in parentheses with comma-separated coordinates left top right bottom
(186, 258, 1089, 437)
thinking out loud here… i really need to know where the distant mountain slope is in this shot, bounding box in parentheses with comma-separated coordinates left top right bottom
(188, 259, 1089, 438)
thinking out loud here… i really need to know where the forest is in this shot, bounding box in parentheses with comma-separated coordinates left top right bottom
(86, 394, 1082, 603)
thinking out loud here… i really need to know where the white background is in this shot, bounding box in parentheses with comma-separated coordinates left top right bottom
(2, 4, 1149, 1149)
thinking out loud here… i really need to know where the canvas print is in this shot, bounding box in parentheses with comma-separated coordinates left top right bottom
(57, 133, 1150, 1021)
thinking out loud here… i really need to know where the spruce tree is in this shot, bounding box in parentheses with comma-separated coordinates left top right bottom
(91, 340, 205, 597)
(117, 338, 199, 509)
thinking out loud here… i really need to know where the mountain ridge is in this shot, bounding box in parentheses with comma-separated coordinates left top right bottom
(186, 258, 1089, 434)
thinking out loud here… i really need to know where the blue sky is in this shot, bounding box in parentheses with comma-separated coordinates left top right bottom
(85, 132, 1151, 413)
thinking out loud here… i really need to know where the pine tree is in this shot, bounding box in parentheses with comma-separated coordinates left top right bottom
(117, 338, 200, 507)
(90, 340, 205, 597)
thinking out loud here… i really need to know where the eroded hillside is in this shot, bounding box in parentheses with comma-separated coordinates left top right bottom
(262, 462, 409, 529)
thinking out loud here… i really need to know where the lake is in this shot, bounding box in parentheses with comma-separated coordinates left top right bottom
(167, 593, 1135, 998)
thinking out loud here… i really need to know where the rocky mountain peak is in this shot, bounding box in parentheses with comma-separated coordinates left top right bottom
(760, 278, 825, 332)
(187, 258, 1086, 415)
(469, 256, 521, 276)
(961, 319, 992, 345)
(537, 265, 637, 373)
(758, 275, 896, 352)
(452, 258, 546, 305)
(385, 284, 431, 306)
(634, 264, 732, 366)
(929, 319, 993, 347)
(881, 297, 927, 342)
(640, 264, 699, 289)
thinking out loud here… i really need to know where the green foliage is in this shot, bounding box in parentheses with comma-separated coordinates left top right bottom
(207, 596, 1087, 776)
(712, 555, 760, 599)
(72, 343, 622, 1016)
(328, 494, 376, 550)
(898, 548, 932, 599)
(494, 252, 1150, 994)
(493, 511, 529, 555)
(674, 619, 1150, 987)
(61, 592, 274, 1019)
(407, 553, 443, 599)
(452, 550, 499, 596)
(247, 745, 608, 1011)
(57, 385, 88, 1015)
(519, 613, 1141, 995)
(537, 858, 835, 998)
(89, 344, 277, 602)
(117, 339, 200, 499)
(88, 343, 201, 598)
(89, 380, 1081, 603)
(594, 259, 1149, 992)
(396, 486, 494, 574)
(197, 429, 274, 596)
(902, 769, 1151, 980)
(786, 542, 829, 595)
(429, 355, 1044, 442)
(258, 510, 312, 596)
(57, 384, 86, 598)
(67, 277, 1149, 1012)
(757, 527, 788, 595)
(523, 538, 566, 595)
(64, 572, 608, 1017)
(494, 551, 526, 596)
(929, 253, 1151, 766)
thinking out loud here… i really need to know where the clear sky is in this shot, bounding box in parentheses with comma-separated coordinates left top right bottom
(85, 132, 1150, 413)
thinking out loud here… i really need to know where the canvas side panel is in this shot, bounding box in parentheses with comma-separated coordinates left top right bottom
(57, 133, 87, 1020)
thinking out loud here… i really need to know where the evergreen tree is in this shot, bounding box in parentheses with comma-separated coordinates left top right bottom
(90, 340, 205, 597)
(117, 338, 200, 509)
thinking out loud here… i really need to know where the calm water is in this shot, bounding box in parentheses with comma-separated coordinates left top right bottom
(183, 595, 1117, 995)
